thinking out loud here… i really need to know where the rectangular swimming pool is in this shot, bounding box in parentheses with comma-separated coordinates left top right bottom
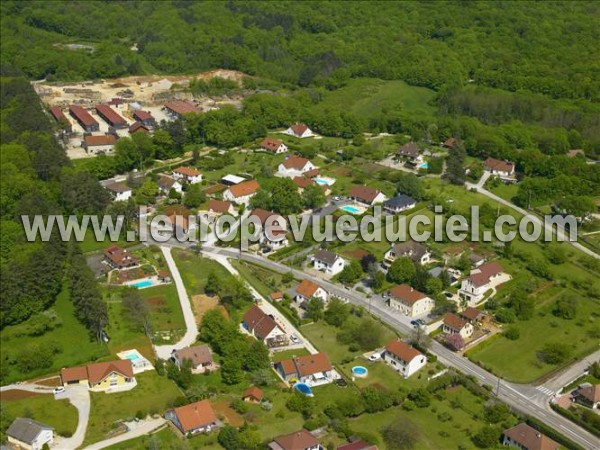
(314, 177, 336, 186)
(339, 205, 363, 214)
(130, 280, 154, 289)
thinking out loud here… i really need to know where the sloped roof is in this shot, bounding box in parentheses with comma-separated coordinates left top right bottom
(173, 345, 213, 366)
(503, 423, 560, 450)
(6, 418, 53, 444)
(443, 312, 468, 331)
(388, 284, 428, 306)
(461, 307, 484, 321)
(384, 194, 416, 209)
(349, 185, 381, 203)
(282, 156, 311, 170)
(174, 166, 201, 177)
(87, 360, 134, 385)
(229, 179, 260, 198)
(314, 249, 340, 266)
(96, 104, 127, 125)
(60, 365, 88, 383)
(242, 385, 264, 401)
(133, 110, 153, 121)
(296, 279, 321, 298)
(173, 400, 217, 433)
(578, 384, 600, 403)
(398, 142, 420, 157)
(270, 429, 320, 450)
(467, 261, 505, 287)
(129, 122, 149, 133)
(484, 157, 514, 173)
(84, 135, 117, 146)
(104, 181, 130, 193)
(385, 339, 422, 364)
(390, 241, 428, 262)
(243, 305, 280, 340)
(290, 123, 309, 136)
(261, 138, 285, 151)
(159, 175, 178, 189)
(337, 441, 378, 450)
(208, 199, 233, 214)
(293, 176, 313, 189)
(291, 353, 332, 377)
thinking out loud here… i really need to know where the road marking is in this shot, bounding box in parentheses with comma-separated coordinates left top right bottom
(535, 385, 554, 396)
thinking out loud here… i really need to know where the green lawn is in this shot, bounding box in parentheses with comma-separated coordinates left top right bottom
(1, 394, 78, 437)
(84, 371, 183, 445)
(271, 348, 310, 363)
(0, 286, 109, 384)
(171, 249, 237, 297)
(138, 283, 185, 333)
(488, 182, 519, 203)
(78, 229, 138, 254)
(467, 286, 599, 383)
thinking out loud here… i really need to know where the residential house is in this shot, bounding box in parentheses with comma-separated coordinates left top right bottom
(104, 181, 132, 202)
(294, 279, 328, 304)
(165, 213, 196, 237)
(171, 345, 217, 374)
(469, 253, 486, 268)
(278, 156, 316, 178)
(249, 208, 289, 250)
(284, 123, 313, 139)
(173, 167, 202, 184)
(242, 386, 264, 404)
(387, 284, 434, 318)
(397, 142, 420, 159)
(133, 110, 155, 127)
(484, 157, 516, 178)
(502, 423, 560, 450)
(337, 441, 378, 450)
(442, 313, 474, 339)
(159, 175, 183, 194)
(293, 177, 330, 196)
(312, 250, 346, 276)
(268, 429, 321, 450)
(348, 186, 387, 206)
(83, 134, 117, 154)
(275, 353, 335, 386)
(460, 307, 488, 325)
(383, 194, 416, 214)
(384, 241, 431, 266)
(383, 339, 427, 378)
(129, 122, 150, 134)
(223, 179, 260, 205)
(242, 305, 288, 348)
(458, 262, 511, 306)
(221, 174, 246, 186)
(442, 138, 461, 149)
(166, 400, 218, 436)
(574, 383, 600, 409)
(261, 137, 288, 154)
(6, 418, 54, 450)
(270, 291, 284, 302)
(103, 245, 138, 269)
(69, 105, 99, 132)
(208, 199, 236, 216)
(61, 360, 136, 392)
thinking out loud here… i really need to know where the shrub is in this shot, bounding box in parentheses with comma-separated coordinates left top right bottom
(503, 326, 520, 340)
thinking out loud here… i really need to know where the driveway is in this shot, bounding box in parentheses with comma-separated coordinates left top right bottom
(153, 246, 199, 360)
(83, 418, 166, 450)
(52, 385, 90, 449)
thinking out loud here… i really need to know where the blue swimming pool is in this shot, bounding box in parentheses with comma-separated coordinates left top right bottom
(294, 383, 314, 397)
(351, 366, 369, 378)
(314, 177, 335, 186)
(131, 280, 154, 289)
(421, 162, 429, 169)
(340, 205, 361, 214)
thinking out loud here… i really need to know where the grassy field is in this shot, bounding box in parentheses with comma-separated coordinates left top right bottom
(78, 229, 138, 254)
(318, 78, 436, 118)
(171, 249, 237, 296)
(1, 394, 79, 437)
(0, 287, 109, 384)
(137, 283, 185, 334)
(84, 371, 183, 445)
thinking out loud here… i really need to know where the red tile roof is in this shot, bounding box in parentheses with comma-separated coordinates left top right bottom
(60, 366, 88, 383)
(443, 312, 468, 331)
(349, 185, 381, 204)
(293, 176, 313, 189)
(242, 305, 280, 340)
(173, 400, 217, 433)
(384, 339, 423, 363)
(282, 156, 311, 170)
(303, 168, 320, 178)
(503, 423, 560, 450)
(129, 122, 149, 133)
(133, 110, 153, 122)
(271, 429, 320, 450)
(242, 386, 264, 402)
(50, 106, 68, 123)
(164, 100, 200, 115)
(69, 105, 98, 127)
(173, 345, 213, 366)
(461, 307, 484, 321)
(261, 138, 285, 152)
(484, 157, 515, 173)
(84, 135, 117, 146)
(388, 284, 428, 306)
(578, 384, 600, 403)
(285, 353, 332, 377)
(96, 104, 127, 126)
(296, 279, 321, 298)
(86, 360, 134, 385)
(174, 166, 201, 177)
(290, 123, 309, 136)
(229, 179, 259, 198)
(208, 199, 233, 214)
(337, 440, 378, 450)
(467, 262, 505, 287)
(270, 291, 283, 300)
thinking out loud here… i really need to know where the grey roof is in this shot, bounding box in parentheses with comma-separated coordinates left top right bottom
(398, 142, 420, 157)
(104, 181, 130, 193)
(384, 194, 416, 209)
(314, 249, 340, 265)
(7, 418, 53, 444)
(391, 241, 428, 262)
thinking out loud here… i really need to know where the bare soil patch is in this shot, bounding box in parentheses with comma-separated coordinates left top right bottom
(0, 390, 43, 401)
(191, 294, 229, 323)
(147, 296, 166, 308)
(212, 400, 244, 427)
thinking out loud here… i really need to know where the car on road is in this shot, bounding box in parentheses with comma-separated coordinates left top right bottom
(410, 320, 419, 327)
(53, 386, 65, 394)
(290, 333, 300, 344)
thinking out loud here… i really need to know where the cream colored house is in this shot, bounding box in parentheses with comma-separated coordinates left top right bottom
(387, 284, 434, 317)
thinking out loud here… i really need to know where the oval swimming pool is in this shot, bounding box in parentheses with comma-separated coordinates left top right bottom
(351, 366, 369, 378)
(294, 383, 314, 397)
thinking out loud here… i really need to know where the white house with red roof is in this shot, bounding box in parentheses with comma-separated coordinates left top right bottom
(458, 262, 511, 306)
(284, 123, 313, 139)
(223, 179, 260, 205)
(294, 279, 328, 304)
(274, 353, 337, 386)
(348, 186, 387, 206)
(165, 400, 219, 436)
(387, 284, 434, 317)
(242, 305, 288, 348)
(383, 339, 427, 378)
(442, 312, 474, 339)
(173, 167, 203, 184)
(260, 137, 288, 154)
(484, 157, 516, 179)
(249, 208, 289, 250)
(278, 156, 316, 178)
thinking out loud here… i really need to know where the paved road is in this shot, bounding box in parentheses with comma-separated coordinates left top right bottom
(83, 418, 166, 450)
(466, 177, 600, 260)
(542, 349, 600, 393)
(153, 246, 198, 360)
(203, 247, 600, 450)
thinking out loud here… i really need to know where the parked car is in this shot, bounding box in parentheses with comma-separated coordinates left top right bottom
(290, 333, 300, 344)
(53, 387, 65, 394)
(410, 320, 419, 327)
(368, 353, 381, 361)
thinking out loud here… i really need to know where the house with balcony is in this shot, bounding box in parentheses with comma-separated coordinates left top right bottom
(458, 262, 511, 306)
(274, 353, 337, 386)
(384, 241, 431, 266)
(312, 249, 346, 276)
(387, 284, 434, 318)
(383, 339, 427, 378)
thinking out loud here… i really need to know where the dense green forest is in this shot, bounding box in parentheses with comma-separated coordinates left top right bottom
(1, 1, 598, 100)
